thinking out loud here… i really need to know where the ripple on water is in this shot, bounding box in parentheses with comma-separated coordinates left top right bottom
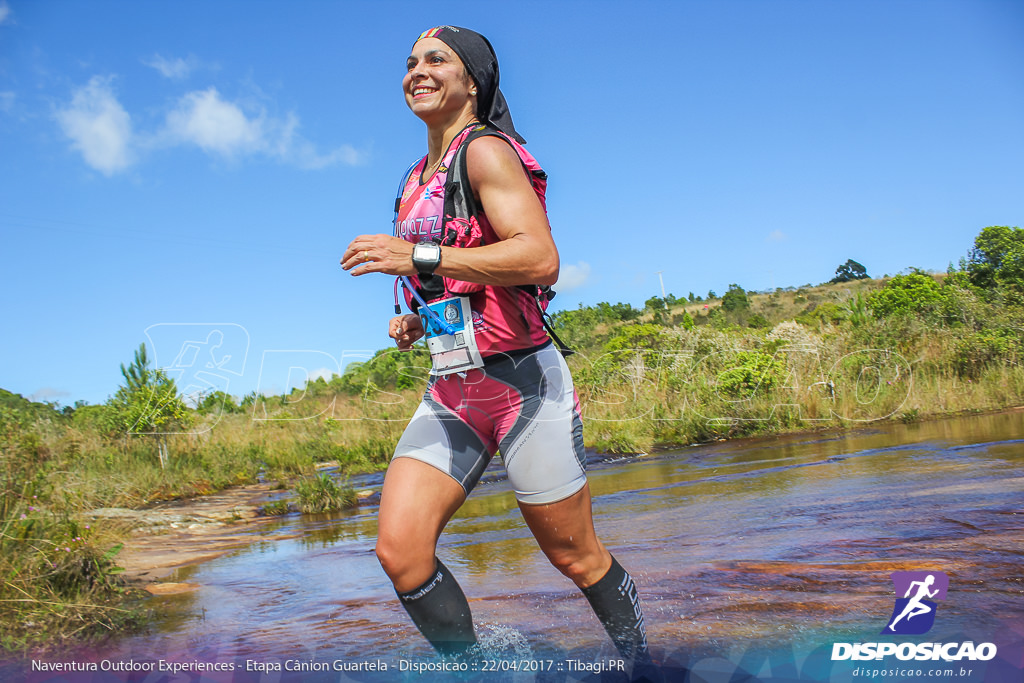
(76, 412, 1024, 673)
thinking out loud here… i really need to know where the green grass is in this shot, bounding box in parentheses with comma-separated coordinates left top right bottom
(258, 500, 292, 516)
(1, 273, 1022, 651)
(295, 473, 357, 514)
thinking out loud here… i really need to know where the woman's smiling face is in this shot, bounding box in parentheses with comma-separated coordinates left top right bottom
(404, 37, 476, 123)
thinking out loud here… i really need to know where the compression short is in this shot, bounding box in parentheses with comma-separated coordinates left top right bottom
(393, 342, 587, 505)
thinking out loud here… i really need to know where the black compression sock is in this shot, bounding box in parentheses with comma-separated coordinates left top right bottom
(397, 558, 476, 656)
(581, 555, 650, 662)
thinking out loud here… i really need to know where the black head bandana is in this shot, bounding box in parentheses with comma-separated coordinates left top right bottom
(414, 26, 526, 145)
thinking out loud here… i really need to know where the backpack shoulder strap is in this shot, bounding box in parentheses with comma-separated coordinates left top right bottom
(442, 125, 501, 232)
(442, 125, 547, 239)
(441, 126, 574, 357)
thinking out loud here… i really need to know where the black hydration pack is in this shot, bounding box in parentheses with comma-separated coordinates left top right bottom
(393, 125, 573, 356)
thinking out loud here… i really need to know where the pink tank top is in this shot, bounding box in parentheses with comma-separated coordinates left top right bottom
(395, 125, 551, 356)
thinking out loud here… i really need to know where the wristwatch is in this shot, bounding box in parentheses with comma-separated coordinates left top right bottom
(411, 240, 442, 275)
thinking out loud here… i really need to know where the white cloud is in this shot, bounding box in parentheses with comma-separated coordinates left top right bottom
(143, 53, 195, 80)
(0, 1, 12, 25)
(767, 229, 787, 242)
(165, 88, 265, 157)
(163, 89, 364, 168)
(0, 91, 15, 112)
(55, 76, 134, 175)
(290, 141, 363, 169)
(275, 112, 364, 169)
(556, 261, 592, 291)
(55, 77, 362, 174)
(30, 387, 70, 403)
(309, 367, 336, 382)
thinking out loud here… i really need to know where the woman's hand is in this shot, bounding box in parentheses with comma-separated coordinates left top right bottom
(390, 314, 424, 350)
(341, 235, 417, 276)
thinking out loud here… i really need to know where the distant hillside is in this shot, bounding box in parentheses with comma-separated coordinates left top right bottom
(0, 388, 69, 421)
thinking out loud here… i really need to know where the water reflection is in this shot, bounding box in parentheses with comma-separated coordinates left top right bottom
(94, 412, 1022, 674)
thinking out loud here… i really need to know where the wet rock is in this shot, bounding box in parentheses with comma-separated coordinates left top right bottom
(144, 582, 200, 595)
(356, 490, 381, 505)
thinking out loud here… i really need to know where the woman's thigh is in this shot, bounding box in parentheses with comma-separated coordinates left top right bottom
(377, 456, 467, 591)
(493, 345, 587, 505)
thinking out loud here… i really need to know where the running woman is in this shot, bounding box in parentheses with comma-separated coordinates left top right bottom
(342, 26, 653, 676)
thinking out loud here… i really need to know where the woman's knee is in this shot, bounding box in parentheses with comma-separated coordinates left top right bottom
(375, 536, 410, 578)
(376, 535, 435, 586)
(545, 547, 606, 586)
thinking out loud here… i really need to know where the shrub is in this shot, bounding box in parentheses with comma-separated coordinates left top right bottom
(675, 311, 695, 330)
(1, 409, 141, 650)
(796, 301, 847, 326)
(841, 292, 869, 327)
(747, 313, 770, 329)
(716, 351, 786, 398)
(953, 329, 1022, 378)
(867, 272, 945, 318)
(603, 323, 669, 360)
(963, 225, 1024, 292)
(295, 473, 356, 514)
(721, 284, 750, 312)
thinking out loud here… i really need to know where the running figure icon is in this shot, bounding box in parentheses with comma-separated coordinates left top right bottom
(888, 574, 938, 630)
(883, 570, 948, 635)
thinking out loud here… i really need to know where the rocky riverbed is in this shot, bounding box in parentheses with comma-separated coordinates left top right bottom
(89, 480, 379, 595)
(88, 483, 290, 592)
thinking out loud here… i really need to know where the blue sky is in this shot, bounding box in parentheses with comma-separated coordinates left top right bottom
(1, 0, 1022, 407)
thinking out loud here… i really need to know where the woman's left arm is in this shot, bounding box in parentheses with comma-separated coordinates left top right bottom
(342, 136, 558, 286)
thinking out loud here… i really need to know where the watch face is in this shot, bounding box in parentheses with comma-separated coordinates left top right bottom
(413, 241, 441, 273)
(414, 243, 440, 259)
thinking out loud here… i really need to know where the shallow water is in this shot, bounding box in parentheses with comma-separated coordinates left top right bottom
(22, 412, 1024, 681)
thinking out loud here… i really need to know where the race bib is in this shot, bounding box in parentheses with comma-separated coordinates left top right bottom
(420, 296, 484, 376)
